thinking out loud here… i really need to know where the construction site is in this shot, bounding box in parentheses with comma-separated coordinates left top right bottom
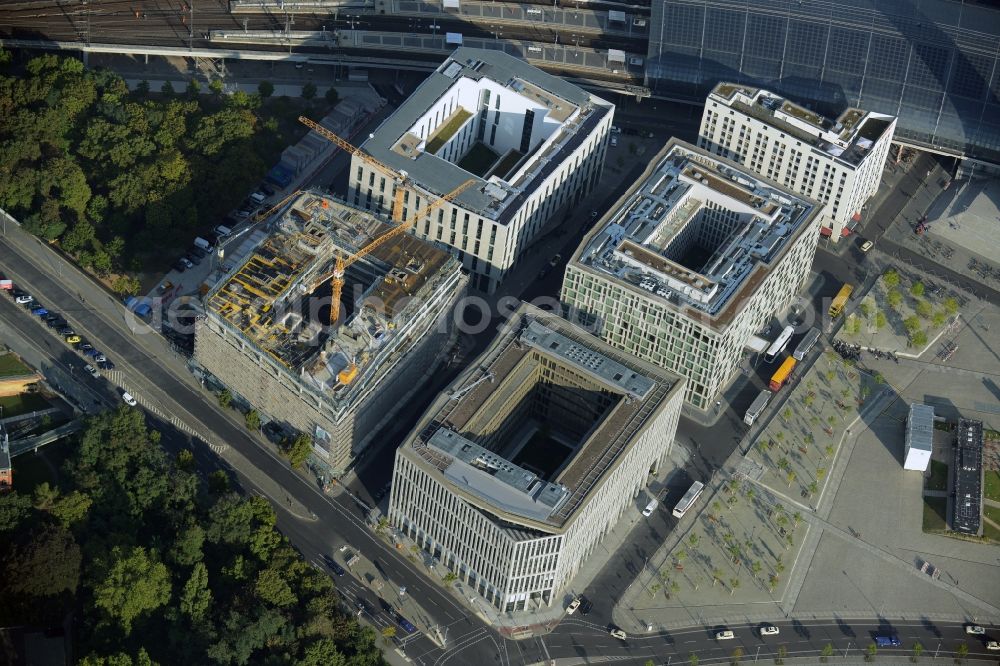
(194, 190, 468, 475)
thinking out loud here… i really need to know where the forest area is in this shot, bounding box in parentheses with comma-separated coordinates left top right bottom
(0, 408, 386, 665)
(0, 48, 313, 294)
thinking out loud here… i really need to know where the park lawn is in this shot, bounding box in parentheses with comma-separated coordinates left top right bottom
(0, 393, 51, 418)
(922, 496, 948, 532)
(983, 506, 1000, 542)
(0, 353, 32, 378)
(926, 460, 949, 491)
(984, 470, 1000, 502)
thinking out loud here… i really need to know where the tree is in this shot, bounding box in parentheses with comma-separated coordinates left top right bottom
(912, 640, 923, 662)
(381, 625, 397, 644)
(943, 297, 958, 315)
(302, 81, 317, 100)
(325, 86, 340, 105)
(712, 568, 723, 586)
(218, 388, 232, 408)
(689, 654, 699, 666)
(209, 78, 224, 96)
(443, 571, 458, 584)
(825, 445, 835, 458)
(187, 78, 201, 98)
(110, 274, 141, 296)
(955, 642, 968, 663)
(161, 80, 175, 95)
(245, 409, 261, 432)
(177, 449, 195, 471)
(910, 281, 925, 297)
(821, 643, 834, 662)
(688, 533, 700, 549)
(33, 482, 60, 510)
(912, 329, 928, 347)
(776, 645, 788, 664)
(170, 524, 205, 567)
(729, 578, 740, 595)
(93, 546, 172, 633)
(282, 433, 313, 469)
(866, 643, 877, 661)
(180, 562, 212, 620)
(915, 299, 933, 318)
(255, 567, 297, 607)
(731, 646, 744, 664)
(883, 269, 900, 287)
(807, 480, 819, 496)
(136, 79, 150, 97)
(50, 490, 92, 528)
(258, 80, 274, 98)
(208, 470, 230, 494)
(932, 311, 947, 327)
(875, 311, 887, 329)
(0, 523, 81, 601)
(887, 289, 903, 309)
(904, 315, 922, 334)
(786, 470, 796, 487)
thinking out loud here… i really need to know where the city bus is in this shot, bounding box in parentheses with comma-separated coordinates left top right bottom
(769, 356, 797, 391)
(763, 325, 795, 363)
(828, 283, 854, 319)
(672, 480, 705, 518)
(792, 327, 821, 361)
(744, 389, 772, 426)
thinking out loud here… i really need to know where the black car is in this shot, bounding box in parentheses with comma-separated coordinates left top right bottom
(330, 562, 346, 576)
(354, 597, 372, 616)
(185, 252, 202, 266)
(189, 245, 208, 259)
(58, 327, 75, 336)
(172, 260, 188, 273)
(98, 359, 116, 370)
(260, 183, 276, 196)
(578, 596, 593, 615)
(46, 317, 66, 329)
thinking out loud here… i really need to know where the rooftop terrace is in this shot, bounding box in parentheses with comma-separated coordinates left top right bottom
(574, 140, 819, 324)
(206, 191, 461, 406)
(708, 82, 895, 166)
(408, 305, 680, 531)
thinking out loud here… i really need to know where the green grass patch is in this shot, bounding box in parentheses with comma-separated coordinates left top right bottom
(425, 108, 473, 154)
(0, 393, 51, 418)
(457, 141, 499, 177)
(0, 353, 32, 379)
(983, 506, 1000, 542)
(492, 149, 523, 179)
(926, 459, 949, 491)
(984, 470, 1000, 502)
(922, 496, 948, 532)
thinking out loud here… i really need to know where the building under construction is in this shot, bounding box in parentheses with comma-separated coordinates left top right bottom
(194, 191, 468, 475)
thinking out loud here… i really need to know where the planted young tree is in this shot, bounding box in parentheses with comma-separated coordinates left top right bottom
(751, 560, 762, 576)
(912, 329, 928, 347)
(649, 582, 661, 597)
(912, 641, 923, 662)
(883, 269, 900, 287)
(768, 574, 779, 592)
(675, 548, 688, 565)
(689, 653, 700, 666)
(731, 647, 744, 665)
(774, 559, 785, 574)
(915, 299, 933, 318)
(816, 467, 827, 480)
(821, 643, 834, 662)
(258, 80, 274, 98)
(782, 407, 793, 422)
(955, 642, 968, 663)
(910, 281, 925, 297)
(807, 480, 819, 496)
(943, 297, 959, 315)
(712, 568, 724, 586)
(776, 645, 788, 664)
(245, 409, 261, 432)
(381, 626, 397, 643)
(875, 311, 887, 329)
(301, 81, 317, 99)
(218, 389, 232, 408)
(887, 289, 903, 310)
(688, 533, 700, 549)
(825, 444, 836, 458)
(729, 578, 740, 596)
(670, 580, 680, 596)
(786, 470, 797, 487)
(866, 643, 877, 662)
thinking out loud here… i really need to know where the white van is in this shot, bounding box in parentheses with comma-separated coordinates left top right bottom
(250, 191, 267, 205)
(194, 236, 213, 251)
(642, 499, 658, 517)
(214, 225, 233, 238)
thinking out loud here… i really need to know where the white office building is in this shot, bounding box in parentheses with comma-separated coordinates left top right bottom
(561, 139, 823, 409)
(389, 303, 684, 614)
(904, 403, 935, 472)
(698, 83, 896, 240)
(350, 47, 614, 292)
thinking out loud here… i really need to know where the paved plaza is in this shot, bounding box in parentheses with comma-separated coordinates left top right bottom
(615, 285, 1000, 633)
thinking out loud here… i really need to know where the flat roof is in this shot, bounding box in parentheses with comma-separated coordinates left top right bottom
(205, 191, 461, 406)
(407, 303, 682, 532)
(906, 403, 935, 452)
(571, 139, 820, 326)
(359, 47, 612, 223)
(708, 82, 895, 167)
(953, 418, 983, 534)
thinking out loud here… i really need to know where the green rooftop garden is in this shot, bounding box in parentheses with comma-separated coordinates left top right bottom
(425, 107, 473, 154)
(492, 149, 523, 180)
(781, 101, 824, 127)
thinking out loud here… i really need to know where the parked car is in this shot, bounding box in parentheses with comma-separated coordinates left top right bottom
(759, 624, 780, 636)
(15, 294, 33, 304)
(94, 354, 107, 363)
(79, 343, 94, 353)
(122, 391, 137, 406)
(179, 257, 194, 269)
(566, 597, 581, 615)
(84, 348, 102, 359)
(395, 614, 416, 633)
(874, 635, 901, 648)
(185, 252, 202, 266)
(31, 307, 49, 316)
(172, 260, 188, 273)
(610, 125, 622, 135)
(860, 239, 874, 252)
(966, 625, 986, 635)
(46, 317, 65, 329)
(610, 135, 618, 147)
(549, 254, 562, 268)
(58, 327, 75, 336)
(609, 627, 627, 640)
(578, 596, 593, 615)
(354, 598, 371, 617)
(716, 630, 735, 640)
(65, 335, 81, 345)
(98, 359, 116, 370)
(189, 246, 208, 259)
(330, 562, 346, 576)
(986, 641, 1000, 651)
(84, 364, 100, 378)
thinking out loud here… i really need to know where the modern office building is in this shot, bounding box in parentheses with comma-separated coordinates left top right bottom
(903, 403, 935, 472)
(953, 417, 983, 535)
(195, 191, 467, 475)
(646, 0, 1000, 169)
(350, 47, 615, 293)
(388, 303, 685, 613)
(698, 83, 896, 239)
(561, 139, 822, 408)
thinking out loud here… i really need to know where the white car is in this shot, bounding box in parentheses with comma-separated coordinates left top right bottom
(122, 391, 137, 406)
(642, 499, 658, 517)
(610, 628, 627, 640)
(15, 295, 33, 304)
(566, 598, 581, 615)
(860, 240, 874, 252)
(610, 135, 618, 147)
(965, 624, 986, 635)
(610, 125, 622, 135)
(84, 364, 100, 379)
(986, 641, 1000, 651)
(760, 624, 780, 636)
(716, 630, 735, 640)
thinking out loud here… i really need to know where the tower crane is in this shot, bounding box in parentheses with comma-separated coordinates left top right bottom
(303, 178, 475, 327)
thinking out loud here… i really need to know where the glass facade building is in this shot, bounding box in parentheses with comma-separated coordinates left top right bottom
(646, 0, 1000, 164)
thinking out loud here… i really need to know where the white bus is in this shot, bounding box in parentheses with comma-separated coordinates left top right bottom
(743, 389, 772, 426)
(672, 481, 705, 518)
(764, 325, 795, 363)
(792, 327, 821, 361)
